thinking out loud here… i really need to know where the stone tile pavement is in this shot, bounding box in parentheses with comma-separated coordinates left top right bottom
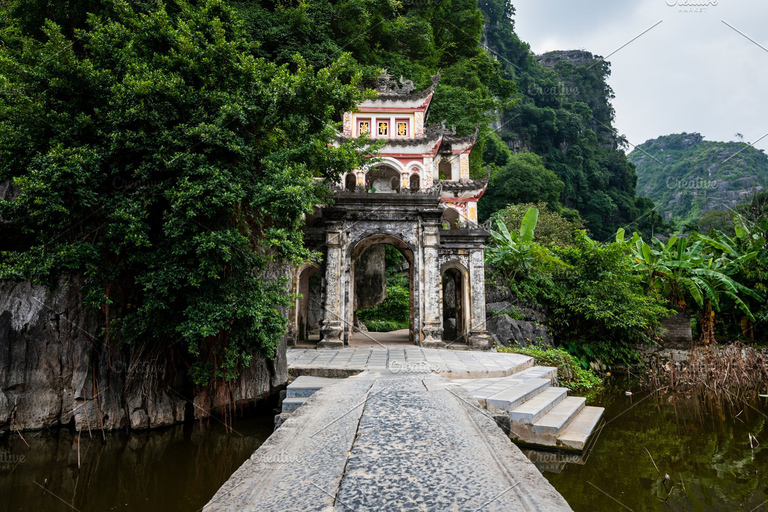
(204, 372, 573, 511)
(287, 346, 534, 379)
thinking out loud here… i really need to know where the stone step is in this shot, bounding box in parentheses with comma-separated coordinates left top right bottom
(531, 396, 586, 436)
(514, 366, 558, 383)
(286, 376, 342, 398)
(281, 397, 308, 413)
(509, 387, 569, 425)
(557, 406, 605, 451)
(485, 378, 552, 411)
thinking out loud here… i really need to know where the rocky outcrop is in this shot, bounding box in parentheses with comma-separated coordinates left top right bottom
(0, 276, 287, 433)
(485, 280, 551, 346)
(629, 133, 768, 222)
(486, 315, 552, 348)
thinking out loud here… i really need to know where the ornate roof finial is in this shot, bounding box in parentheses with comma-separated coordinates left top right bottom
(376, 70, 418, 95)
(394, 76, 416, 94)
(377, 69, 396, 93)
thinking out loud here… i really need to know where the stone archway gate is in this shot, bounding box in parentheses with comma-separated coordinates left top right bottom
(303, 187, 492, 350)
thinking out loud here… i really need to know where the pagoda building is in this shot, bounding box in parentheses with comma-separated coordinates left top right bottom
(340, 72, 486, 227)
(290, 73, 492, 350)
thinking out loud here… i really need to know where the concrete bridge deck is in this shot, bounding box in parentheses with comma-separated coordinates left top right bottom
(204, 371, 573, 511)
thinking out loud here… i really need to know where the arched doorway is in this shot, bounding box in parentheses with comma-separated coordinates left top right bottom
(345, 173, 357, 192)
(442, 265, 469, 345)
(438, 158, 452, 181)
(366, 166, 401, 193)
(295, 264, 321, 344)
(349, 234, 416, 344)
(409, 174, 421, 192)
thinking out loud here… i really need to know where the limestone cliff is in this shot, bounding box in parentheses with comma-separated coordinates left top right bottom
(0, 276, 287, 433)
(629, 133, 768, 222)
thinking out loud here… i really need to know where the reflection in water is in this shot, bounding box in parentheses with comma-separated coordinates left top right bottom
(0, 414, 273, 512)
(538, 379, 768, 511)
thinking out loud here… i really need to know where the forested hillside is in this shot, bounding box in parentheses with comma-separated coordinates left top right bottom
(478, 0, 663, 239)
(628, 133, 768, 223)
(234, 0, 662, 240)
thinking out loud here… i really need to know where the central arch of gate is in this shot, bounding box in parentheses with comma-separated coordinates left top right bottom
(300, 189, 492, 350)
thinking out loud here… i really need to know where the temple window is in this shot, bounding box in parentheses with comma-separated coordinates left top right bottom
(359, 121, 370, 136)
(410, 174, 420, 192)
(378, 121, 388, 136)
(441, 207, 461, 230)
(438, 159, 452, 180)
(366, 166, 400, 193)
(345, 173, 357, 192)
(397, 121, 408, 137)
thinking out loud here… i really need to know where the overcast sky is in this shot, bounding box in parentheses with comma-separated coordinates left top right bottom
(509, 0, 768, 153)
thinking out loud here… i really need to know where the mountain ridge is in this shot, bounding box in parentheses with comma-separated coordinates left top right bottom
(628, 132, 768, 223)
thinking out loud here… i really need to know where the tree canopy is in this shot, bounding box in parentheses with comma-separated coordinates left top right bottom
(0, 0, 371, 384)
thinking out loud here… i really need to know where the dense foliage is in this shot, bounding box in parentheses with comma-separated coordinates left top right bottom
(629, 133, 768, 224)
(631, 229, 763, 344)
(0, 0, 372, 384)
(479, 152, 564, 219)
(488, 206, 767, 367)
(232, 0, 516, 175)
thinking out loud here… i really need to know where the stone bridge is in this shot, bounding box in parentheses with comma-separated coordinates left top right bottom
(204, 347, 605, 511)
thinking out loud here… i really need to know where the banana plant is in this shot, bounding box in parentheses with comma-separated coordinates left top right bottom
(486, 207, 539, 280)
(631, 231, 763, 343)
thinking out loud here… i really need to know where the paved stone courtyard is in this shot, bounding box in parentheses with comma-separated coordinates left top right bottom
(287, 346, 533, 378)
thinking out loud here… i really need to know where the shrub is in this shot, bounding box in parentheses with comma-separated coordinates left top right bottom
(364, 320, 409, 332)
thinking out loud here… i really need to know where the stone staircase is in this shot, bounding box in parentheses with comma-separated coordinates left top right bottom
(281, 362, 604, 452)
(451, 366, 604, 451)
(282, 376, 342, 412)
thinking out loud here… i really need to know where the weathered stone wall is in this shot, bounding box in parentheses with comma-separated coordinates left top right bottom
(0, 275, 287, 433)
(658, 313, 693, 344)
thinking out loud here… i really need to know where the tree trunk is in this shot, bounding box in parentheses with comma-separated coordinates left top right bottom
(699, 301, 716, 344)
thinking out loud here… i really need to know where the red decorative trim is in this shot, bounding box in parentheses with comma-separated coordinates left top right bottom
(356, 107, 427, 113)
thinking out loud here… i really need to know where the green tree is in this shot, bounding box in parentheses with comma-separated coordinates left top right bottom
(479, 153, 564, 219)
(698, 210, 735, 234)
(491, 202, 583, 246)
(0, 0, 372, 384)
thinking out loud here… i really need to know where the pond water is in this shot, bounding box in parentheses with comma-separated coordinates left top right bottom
(3, 380, 767, 511)
(536, 378, 768, 511)
(0, 413, 274, 512)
